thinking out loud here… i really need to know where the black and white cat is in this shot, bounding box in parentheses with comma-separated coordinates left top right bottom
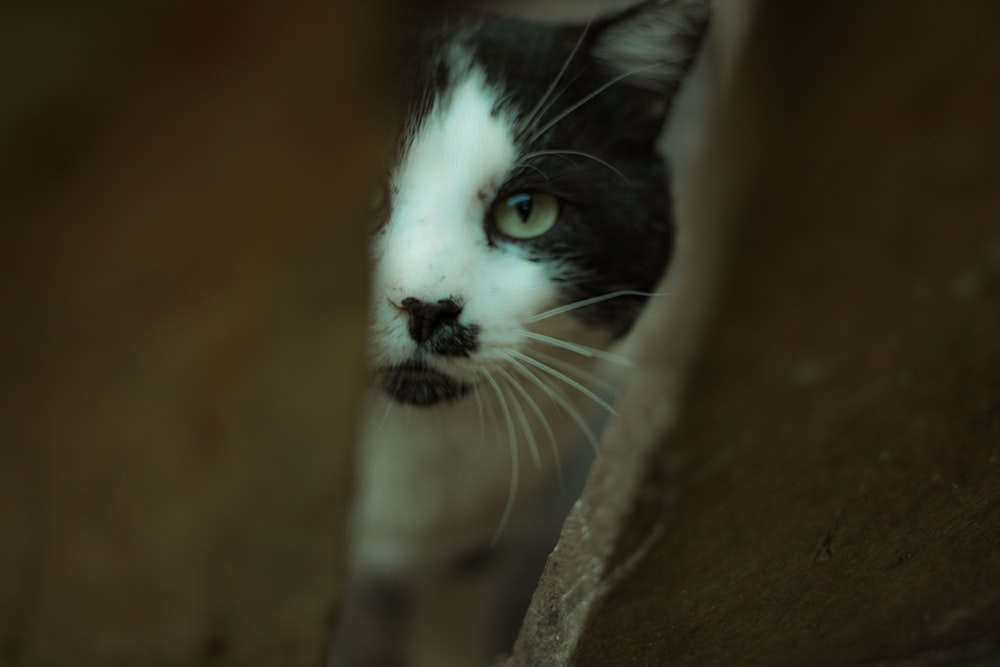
(334, 2, 708, 665)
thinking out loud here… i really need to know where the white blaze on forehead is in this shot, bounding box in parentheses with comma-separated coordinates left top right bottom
(381, 67, 518, 300)
(395, 68, 516, 215)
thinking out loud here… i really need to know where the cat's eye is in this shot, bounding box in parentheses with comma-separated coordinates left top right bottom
(492, 193, 559, 239)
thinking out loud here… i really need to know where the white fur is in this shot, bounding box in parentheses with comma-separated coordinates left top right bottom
(352, 63, 619, 575)
(371, 67, 552, 380)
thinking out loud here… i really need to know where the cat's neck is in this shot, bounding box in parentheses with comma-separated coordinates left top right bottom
(351, 349, 618, 574)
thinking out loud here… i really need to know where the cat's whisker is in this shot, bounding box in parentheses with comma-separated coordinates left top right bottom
(498, 350, 601, 453)
(481, 368, 519, 546)
(526, 69, 586, 142)
(520, 330, 636, 369)
(531, 348, 622, 400)
(496, 365, 557, 478)
(517, 162, 551, 182)
(528, 58, 693, 143)
(500, 372, 541, 469)
(519, 149, 633, 188)
(472, 382, 487, 447)
(375, 393, 396, 431)
(528, 289, 669, 323)
(518, 5, 597, 140)
(509, 350, 617, 416)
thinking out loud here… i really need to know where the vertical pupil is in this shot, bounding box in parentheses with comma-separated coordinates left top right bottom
(511, 195, 533, 222)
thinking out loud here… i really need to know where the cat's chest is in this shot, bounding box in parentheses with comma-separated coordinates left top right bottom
(350, 386, 598, 574)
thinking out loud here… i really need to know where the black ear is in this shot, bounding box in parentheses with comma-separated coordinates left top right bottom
(592, 0, 710, 101)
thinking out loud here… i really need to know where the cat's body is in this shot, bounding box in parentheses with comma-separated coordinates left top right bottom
(332, 3, 709, 665)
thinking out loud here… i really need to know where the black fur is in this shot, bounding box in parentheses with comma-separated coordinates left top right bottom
(379, 362, 472, 406)
(401, 3, 708, 339)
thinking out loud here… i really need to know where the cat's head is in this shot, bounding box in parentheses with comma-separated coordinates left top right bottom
(370, 0, 708, 407)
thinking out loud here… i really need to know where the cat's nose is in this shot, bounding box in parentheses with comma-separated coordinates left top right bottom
(400, 297, 463, 345)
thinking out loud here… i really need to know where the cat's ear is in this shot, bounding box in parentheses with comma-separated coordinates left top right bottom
(592, 0, 710, 99)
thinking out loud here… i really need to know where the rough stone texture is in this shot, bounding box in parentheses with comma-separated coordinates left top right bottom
(511, 1, 1000, 665)
(0, 3, 394, 665)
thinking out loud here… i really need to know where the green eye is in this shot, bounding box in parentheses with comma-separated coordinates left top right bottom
(493, 192, 559, 239)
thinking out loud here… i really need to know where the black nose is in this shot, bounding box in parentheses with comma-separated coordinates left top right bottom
(401, 297, 463, 345)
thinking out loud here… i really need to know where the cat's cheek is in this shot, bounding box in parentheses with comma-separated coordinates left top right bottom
(367, 304, 409, 362)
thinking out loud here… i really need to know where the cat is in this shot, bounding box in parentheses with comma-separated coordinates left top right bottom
(331, 2, 709, 665)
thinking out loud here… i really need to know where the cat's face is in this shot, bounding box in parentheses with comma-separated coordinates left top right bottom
(370, 2, 707, 407)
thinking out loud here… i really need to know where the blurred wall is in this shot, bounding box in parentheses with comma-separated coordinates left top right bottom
(0, 3, 395, 664)
(511, 1, 1000, 665)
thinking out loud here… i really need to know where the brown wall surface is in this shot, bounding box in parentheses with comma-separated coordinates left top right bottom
(0, 3, 395, 664)
(511, 1, 1000, 665)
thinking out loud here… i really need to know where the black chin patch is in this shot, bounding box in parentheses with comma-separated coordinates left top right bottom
(379, 362, 471, 407)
